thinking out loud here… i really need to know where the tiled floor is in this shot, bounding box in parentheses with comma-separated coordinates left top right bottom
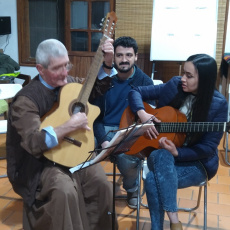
(1, 132, 230, 230)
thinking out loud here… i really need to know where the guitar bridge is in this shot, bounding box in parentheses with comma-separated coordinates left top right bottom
(64, 136, 82, 147)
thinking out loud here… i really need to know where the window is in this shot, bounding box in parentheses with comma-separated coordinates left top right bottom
(17, 0, 114, 66)
(69, 1, 110, 52)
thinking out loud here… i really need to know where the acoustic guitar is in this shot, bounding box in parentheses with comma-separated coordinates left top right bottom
(119, 102, 229, 155)
(40, 12, 117, 167)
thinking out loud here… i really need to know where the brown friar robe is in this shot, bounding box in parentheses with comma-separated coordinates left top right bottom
(6, 76, 117, 230)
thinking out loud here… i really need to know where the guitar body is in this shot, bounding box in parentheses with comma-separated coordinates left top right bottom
(40, 83, 100, 167)
(119, 102, 187, 155)
(39, 12, 117, 167)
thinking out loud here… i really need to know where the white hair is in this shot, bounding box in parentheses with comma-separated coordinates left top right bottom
(35, 39, 68, 68)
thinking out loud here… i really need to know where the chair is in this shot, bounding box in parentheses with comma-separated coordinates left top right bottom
(16, 74, 31, 87)
(0, 84, 23, 178)
(178, 180, 207, 230)
(223, 84, 230, 166)
(0, 74, 31, 129)
(138, 159, 208, 230)
(110, 160, 143, 230)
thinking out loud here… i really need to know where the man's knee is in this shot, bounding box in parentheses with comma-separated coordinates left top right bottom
(116, 154, 141, 171)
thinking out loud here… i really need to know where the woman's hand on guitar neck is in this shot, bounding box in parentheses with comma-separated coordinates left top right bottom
(137, 109, 160, 140)
(159, 137, 179, 157)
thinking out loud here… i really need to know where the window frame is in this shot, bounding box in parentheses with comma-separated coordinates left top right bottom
(17, 0, 115, 66)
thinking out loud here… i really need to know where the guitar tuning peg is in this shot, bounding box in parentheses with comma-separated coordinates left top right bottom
(99, 23, 103, 26)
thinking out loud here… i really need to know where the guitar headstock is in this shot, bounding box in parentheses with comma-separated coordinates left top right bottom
(101, 11, 117, 38)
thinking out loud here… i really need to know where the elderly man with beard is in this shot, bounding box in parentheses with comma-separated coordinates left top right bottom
(92, 36, 155, 209)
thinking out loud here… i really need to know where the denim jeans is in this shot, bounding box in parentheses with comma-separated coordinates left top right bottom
(103, 126, 142, 193)
(145, 149, 207, 230)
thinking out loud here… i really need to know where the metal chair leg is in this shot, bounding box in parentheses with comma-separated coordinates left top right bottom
(178, 180, 207, 230)
(225, 132, 230, 166)
(203, 182, 207, 230)
(223, 84, 230, 165)
(136, 163, 142, 230)
(109, 161, 143, 230)
(141, 160, 149, 208)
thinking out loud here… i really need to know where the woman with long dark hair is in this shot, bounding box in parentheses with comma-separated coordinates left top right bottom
(128, 54, 228, 230)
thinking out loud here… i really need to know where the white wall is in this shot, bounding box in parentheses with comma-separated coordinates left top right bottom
(0, 0, 229, 75)
(0, 0, 38, 78)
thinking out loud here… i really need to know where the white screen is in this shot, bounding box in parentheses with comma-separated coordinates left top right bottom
(150, 0, 218, 61)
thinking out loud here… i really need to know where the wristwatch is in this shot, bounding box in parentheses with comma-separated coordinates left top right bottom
(103, 61, 114, 69)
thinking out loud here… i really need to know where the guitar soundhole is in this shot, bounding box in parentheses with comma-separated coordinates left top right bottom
(70, 101, 88, 115)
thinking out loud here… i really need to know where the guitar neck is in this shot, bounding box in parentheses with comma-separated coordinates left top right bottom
(156, 122, 227, 133)
(77, 36, 106, 105)
(76, 11, 117, 107)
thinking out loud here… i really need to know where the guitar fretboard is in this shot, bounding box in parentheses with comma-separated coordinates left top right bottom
(77, 36, 106, 105)
(77, 12, 117, 107)
(155, 122, 226, 133)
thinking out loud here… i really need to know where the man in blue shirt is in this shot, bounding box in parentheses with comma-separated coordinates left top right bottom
(92, 36, 155, 208)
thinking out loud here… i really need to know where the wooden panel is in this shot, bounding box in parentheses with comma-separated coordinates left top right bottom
(68, 53, 183, 84)
(154, 61, 184, 83)
(216, 0, 229, 89)
(216, 0, 228, 68)
(67, 0, 228, 85)
(115, 0, 153, 53)
(69, 56, 93, 78)
(136, 54, 152, 77)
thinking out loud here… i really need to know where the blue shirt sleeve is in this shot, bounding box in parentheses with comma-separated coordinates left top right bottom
(97, 65, 117, 80)
(42, 126, 58, 149)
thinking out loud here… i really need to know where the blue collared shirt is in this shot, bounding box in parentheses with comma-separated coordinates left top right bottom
(97, 65, 117, 80)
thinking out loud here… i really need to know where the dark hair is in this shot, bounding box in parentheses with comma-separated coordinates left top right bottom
(169, 54, 217, 145)
(113, 36, 138, 54)
(187, 54, 217, 122)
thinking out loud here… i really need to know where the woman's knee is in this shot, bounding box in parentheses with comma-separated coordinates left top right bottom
(147, 149, 174, 170)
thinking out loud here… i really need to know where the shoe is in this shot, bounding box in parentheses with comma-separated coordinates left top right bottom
(170, 221, 183, 230)
(127, 190, 138, 209)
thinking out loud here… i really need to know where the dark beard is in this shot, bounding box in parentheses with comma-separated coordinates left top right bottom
(114, 62, 134, 73)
